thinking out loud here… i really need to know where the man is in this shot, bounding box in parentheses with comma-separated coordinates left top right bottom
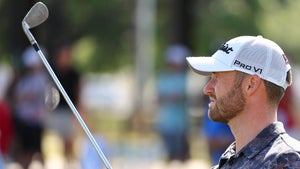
(186, 36, 300, 168)
(156, 44, 191, 162)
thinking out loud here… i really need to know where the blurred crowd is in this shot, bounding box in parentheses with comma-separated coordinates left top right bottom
(0, 41, 86, 169)
(0, 42, 299, 169)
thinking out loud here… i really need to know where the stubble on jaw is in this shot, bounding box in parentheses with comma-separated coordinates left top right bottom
(208, 72, 247, 123)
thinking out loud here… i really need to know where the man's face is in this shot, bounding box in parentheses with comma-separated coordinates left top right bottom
(203, 71, 246, 123)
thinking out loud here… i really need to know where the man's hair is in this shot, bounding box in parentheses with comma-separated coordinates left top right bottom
(234, 71, 248, 88)
(263, 81, 284, 105)
(235, 70, 292, 105)
(264, 70, 292, 104)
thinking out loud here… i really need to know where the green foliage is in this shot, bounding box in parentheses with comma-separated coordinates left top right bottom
(192, 0, 261, 55)
(60, 0, 134, 72)
(190, 0, 300, 65)
(256, 0, 300, 63)
(1, 0, 300, 72)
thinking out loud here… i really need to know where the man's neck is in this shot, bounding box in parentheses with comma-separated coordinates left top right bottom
(228, 110, 276, 153)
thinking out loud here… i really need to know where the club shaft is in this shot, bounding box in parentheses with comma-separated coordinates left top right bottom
(23, 24, 113, 169)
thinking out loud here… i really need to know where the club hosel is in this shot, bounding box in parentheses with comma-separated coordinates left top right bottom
(22, 21, 38, 47)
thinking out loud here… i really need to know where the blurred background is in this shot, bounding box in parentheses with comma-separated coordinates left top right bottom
(1, 0, 300, 169)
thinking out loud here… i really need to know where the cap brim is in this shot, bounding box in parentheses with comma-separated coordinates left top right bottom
(186, 56, 234, 75)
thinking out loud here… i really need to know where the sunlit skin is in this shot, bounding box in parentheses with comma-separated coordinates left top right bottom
(203, 71, 278, 152)
(203, 71, 246, 123)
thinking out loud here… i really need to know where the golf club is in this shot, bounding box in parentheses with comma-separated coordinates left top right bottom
(22, 2, 113, 169)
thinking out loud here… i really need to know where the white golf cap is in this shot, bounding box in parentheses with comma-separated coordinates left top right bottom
(186, 35, 291, 89)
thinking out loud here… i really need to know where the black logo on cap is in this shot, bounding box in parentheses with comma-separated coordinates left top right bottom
(219, 43, 233, 54)
(282, 54, 289, 64)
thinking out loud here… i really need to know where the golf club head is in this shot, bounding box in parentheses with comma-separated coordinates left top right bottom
(23, 2, 48, 29)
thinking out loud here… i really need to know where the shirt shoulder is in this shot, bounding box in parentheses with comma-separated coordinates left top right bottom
(274, 133, 300, 152)
(264, 151, 300, 168)
(264, 134, 300, 168)
(283, 134, 300, 151)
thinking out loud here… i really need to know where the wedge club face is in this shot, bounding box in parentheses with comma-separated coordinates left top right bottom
(23, 2, 48, 29)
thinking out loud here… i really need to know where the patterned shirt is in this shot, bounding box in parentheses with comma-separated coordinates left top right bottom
(212, 122, 300, 169)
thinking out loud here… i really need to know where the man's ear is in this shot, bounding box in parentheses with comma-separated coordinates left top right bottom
(245, 75, 262, 94)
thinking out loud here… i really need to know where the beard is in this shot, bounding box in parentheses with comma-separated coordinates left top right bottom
(208, 82, 246, 123)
